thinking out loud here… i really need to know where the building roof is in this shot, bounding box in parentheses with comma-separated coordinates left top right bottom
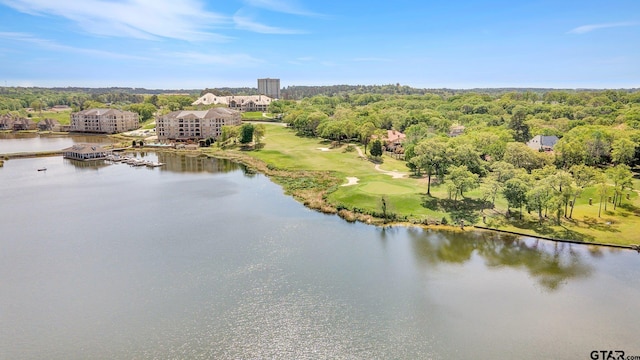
(163, 108, 240, 120)
(62, 144, 108, 154)
(73, 108, 136, 116)
(192, 93, 272, 106)
(527, 135, 559, 150)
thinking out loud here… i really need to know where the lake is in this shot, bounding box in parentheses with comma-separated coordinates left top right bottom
(1, 147, 639, 359)
(0, 133, 114, 153)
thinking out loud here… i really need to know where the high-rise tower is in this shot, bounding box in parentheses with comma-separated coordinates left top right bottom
(257, 78, 281, 99)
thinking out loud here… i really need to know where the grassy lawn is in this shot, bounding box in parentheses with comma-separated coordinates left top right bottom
(29, 110, 72, 125)
(241, 111, 275, 120)
(237, 124, 640, 246)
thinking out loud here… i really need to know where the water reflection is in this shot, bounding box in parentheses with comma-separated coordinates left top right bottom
(406, 227, 593, 291)
(157, 153, 242, 174)
(64, 158, 110, 170)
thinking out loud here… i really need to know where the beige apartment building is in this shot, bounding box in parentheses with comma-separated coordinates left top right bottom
(70, 109, 139, 134)
(191, 94, 273, 112)
(156, 108, 241, 141)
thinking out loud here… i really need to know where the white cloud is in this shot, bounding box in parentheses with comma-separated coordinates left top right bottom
(567, 22, 637, 34)
(0, 0, 230, 41)
(233, 12, 304, 34)
(242, 0, 321, 16)
(164, 51, 263, 66)
(0, 31, 149, 60)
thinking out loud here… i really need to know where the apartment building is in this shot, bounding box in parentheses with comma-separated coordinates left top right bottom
(156, 108, 241, 141)
(70, 109, 139, 134)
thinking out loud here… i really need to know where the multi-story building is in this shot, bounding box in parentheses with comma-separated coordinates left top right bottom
(70, 109, 139, 134)
(191, 94, 272, 112)
(257, 78, 280, 99)
(156, 108, 241, 141)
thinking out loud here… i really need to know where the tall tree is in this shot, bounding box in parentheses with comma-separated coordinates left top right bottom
(370, 139, 383, 157)
(444, 165, 479, 204)
(411, 137, 448, 195)
(611, 138, 636, 166)
(239, 123, 254, 144)
(359, 122, 376, 154)
(253, 124, 266, 145)
(503, 176, 530, 219)
(508, 105, 530, 142)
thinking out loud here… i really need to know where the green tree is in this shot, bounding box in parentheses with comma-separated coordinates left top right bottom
(503, 177, 530, 219)
(239, 123, 254, 144)
(253, 124, 266, 145)
(411, 137, 448, 195)
(527, 182, 553, 223)
(606, 164, 634, 209)
(370, 139, 383, 157)
(508, 105, 530, 142)
(127, 103, 157, 122)
(444, 165, 479, 204)
(611, 138, 636, 165)
(568, 165, 597, 218)
(359, 122, 376, 154)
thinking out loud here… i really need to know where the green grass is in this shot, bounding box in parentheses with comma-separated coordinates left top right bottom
(30, 110, 71, 125)
(238, 124, 640, 246)
(241, 111, 274, 120)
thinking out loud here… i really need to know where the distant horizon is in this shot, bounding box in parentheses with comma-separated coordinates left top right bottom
(1, 0, 638, 90)
(1, 83, 638, 92)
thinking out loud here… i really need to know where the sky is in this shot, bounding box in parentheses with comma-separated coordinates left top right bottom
(0, 0, 639, 89)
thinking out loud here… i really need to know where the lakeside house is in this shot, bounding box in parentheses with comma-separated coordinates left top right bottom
(192, 94, 273, 112)
(13, 118, 37, 130)
(62, 144, 109, 160)
(37, 118, 61, 131)
(156, 108, 242, 141)
(70, 108, 139, 134)
(527, 135, 559, 151)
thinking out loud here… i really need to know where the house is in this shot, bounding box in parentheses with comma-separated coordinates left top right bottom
(372, 130, 406, 153)
(527, 135, 559, 151)
(156, 108, 242, 141)
(449, 125, 465, 137)
(62, 144, 109, 160)
(13, 118, 37, 130)
(192, 93, 273, 112)
(70, 109, 139, 134)
(0, 114, 16, 130)
(37, 118, 61, 131)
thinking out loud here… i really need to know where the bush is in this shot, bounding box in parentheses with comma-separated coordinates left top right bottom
(441, 217, 448, 225)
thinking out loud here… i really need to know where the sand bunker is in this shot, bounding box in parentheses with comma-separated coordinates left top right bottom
(317, 147, 330, 152)
(342, 177, 359, 186)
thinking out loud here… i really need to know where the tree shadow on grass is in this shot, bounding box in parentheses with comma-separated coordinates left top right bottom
(618, 202, 640, 215)
(421, 195, 489, 224)
(505, 219, 596, 242)
(582, 216, 622, 233)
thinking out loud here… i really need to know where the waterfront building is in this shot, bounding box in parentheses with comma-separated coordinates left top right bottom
(156, 108, 241, 141)
(70, 109, 139, 134)
(62, 144, 109, 160)
(257, 78, 280, 99)
(191, 94, 272, 112)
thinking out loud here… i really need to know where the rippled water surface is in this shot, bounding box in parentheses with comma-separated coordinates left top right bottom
(1, 150, 639, 359)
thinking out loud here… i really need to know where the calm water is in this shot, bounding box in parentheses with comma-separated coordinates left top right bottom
(0, 133, 114, 153)
(1, 148, 639, 359)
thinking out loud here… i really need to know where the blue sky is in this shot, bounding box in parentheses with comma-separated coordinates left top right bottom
(0, 0, 639, 89)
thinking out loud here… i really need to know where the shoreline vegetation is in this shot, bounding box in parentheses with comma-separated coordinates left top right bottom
(194, 124, 640, 250)
(2, 131, 638, 251)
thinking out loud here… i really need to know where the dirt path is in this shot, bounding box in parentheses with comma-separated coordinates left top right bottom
(350, 144, 407, 178)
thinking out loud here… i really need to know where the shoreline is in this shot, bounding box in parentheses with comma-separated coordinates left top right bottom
(201, 148, 640, 252)
(3, 142, 638, 252)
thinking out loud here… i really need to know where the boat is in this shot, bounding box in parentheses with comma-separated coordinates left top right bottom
(37, 168, 47, 171)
